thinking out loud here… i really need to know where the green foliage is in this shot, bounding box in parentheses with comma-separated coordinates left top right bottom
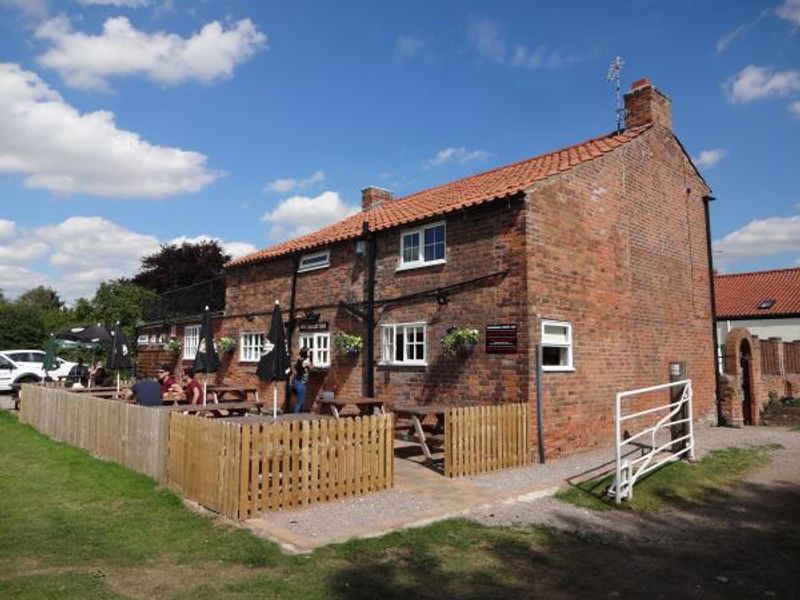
(0, 301, 50, 348)
(216, 336, 236, 353)
(91, 281, 154, 341)
(165, 338, 183, 354)
(334, 332, 363, 354)
(132, 240, 231, 294)
(441, 326, 479, 357)
(556, 446, 774, 512)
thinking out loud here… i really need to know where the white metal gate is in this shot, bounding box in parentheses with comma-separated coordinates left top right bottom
(611, 379, 694, 503)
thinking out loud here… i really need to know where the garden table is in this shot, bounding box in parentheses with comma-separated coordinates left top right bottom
(207, 386, 258, 404)
(158, 401, 262, 417)
(391, 404, 449, 461)
(318, 396, 386, 418)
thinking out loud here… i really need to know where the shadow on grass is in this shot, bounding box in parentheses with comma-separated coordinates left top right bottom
(325, 480, 800, 600)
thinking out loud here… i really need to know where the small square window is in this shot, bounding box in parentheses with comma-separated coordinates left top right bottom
(757, 299, 776, 310)
(298, 249, 330, 273)
(399, 222, 446, 269)
(541, 320, 573, 372)
(299, 332, 331, 368)
(381, 323, 427, 365)
(239, 333, 264, 362)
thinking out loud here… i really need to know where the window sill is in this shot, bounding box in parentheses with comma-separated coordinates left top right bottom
(239, 359, 260, 364)
(395, 259, 446, 273)
(297, 264, 330, 274)
(541, 366, 575, 373)
(377, 362, 428, 369)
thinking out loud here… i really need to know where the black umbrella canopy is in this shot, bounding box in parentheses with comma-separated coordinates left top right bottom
(55, 324, 112, 345)
(107, 322, 133, 371)
(193, 307, 220, 374)
(257, 301, 291, 381)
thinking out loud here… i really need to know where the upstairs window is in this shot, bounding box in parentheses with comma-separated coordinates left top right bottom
(381, 323, 426, 365)
(240, 333, 264, 363)
(183, 324, 201, 360)
(298, 249, 330, 273)
(757, 299, 776, 310)
(541, 320, 573, 371)
(399, 222, 445, 269)
(299, 332, 330, 368)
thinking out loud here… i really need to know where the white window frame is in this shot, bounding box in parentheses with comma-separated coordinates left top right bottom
(183, 324, 201, 360)
(137, 334, 149, 345)
(541, 320, 574, 372)
(397, 221, 446, 270)
(298, 249, 330, 273)
(299, 332, 331, 368)
(380, 322, 427, 366)
(239, 332, 264, 363)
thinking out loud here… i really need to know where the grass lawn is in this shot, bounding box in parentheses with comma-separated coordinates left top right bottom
(0, 411, 792, 599)
(555, 445, 775, 512)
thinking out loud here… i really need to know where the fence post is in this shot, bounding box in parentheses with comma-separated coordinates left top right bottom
(669, 362, 687, 453)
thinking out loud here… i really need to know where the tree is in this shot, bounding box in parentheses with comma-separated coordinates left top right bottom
(17, 286, 63, 311)
(90, 280, 154, 341)
(132, 241, 231, 294)
(0, 302, 49, 348)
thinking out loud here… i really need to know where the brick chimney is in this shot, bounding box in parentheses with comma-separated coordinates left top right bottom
(624, 78, 672, 130)
(361, 187, 393, 211)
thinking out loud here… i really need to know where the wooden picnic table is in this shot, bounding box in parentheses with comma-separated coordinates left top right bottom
(157, 401, 262, 417)
(392, 404, 449, 461)
(207, 386, 258, 403)
(221, 413, 334, 424)
(69, 386, 121, 394)
(318, 396, 386, 418)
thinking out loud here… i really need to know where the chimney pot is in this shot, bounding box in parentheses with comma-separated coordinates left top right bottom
(362, 187, 393, 212)
(624, 77, 672, 130)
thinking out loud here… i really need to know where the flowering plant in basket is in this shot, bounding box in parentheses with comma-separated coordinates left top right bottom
(334, 333, 363, 356)
(441, 326, 479, 357)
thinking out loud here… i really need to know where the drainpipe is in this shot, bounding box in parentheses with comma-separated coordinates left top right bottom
(703, 195, 722, 423)
(365, 223, 376, 398)
(285, 255, 299, 411)
(535, 343, 546, 463)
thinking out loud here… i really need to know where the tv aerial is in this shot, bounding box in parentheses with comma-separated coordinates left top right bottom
(607, 56, 626, 133)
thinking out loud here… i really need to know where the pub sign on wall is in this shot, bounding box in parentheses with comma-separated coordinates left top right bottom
(485, 323, 518, 354)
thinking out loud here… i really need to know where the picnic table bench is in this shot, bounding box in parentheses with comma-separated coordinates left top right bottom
(392, 404, 448, 461)
(318, 396, 386, 418)
(221, 413, 335, 424)
(158, 401, 262, 417)
(207, 386, 258, 403)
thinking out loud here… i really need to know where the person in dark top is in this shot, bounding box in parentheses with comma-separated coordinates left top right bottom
(90, 362, 107, 387)
(292, 347, 311, 413)
(183, 368, 202, 405)
(67, 359, 90, 387)
(124, 376, 162, 406)
(157, 364, 176, 394)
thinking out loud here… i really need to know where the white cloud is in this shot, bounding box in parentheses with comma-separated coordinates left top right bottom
(263, 170, 325, 194)
(692, 148, 728, 169)
(725, 65, 800, 103)
(714, 214, 800, 264)
(789, 100, 800, 119)
(777, 0, 800, 25)
(0, 265, 50, 298)
(0, 62, 219, 198)
(168, 235, 258, 259)
(35, 16, 266, 91)
(394, 35, 425, 63)
(0, 0, 48, 17)
(429, 147, 491, 166)
(261, 190, 359, 239)
(78, 0, 151, 6)
(0, 219, 16, 241)
(0, 239, 48, 264)
(466, 18, 578, 69)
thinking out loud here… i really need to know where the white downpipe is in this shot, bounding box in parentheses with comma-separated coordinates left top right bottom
(614, 391, 622, 504)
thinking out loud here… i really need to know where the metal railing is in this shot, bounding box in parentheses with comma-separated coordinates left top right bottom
(611, 379, 694, 503)
(141, 277, 225, 323)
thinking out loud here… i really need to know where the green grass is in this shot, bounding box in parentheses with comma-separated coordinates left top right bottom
(556, 445, 775, 512)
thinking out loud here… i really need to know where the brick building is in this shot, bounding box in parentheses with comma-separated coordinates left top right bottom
(144, 78, 719, 459)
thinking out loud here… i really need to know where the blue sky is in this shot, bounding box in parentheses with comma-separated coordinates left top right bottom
(0, 0, 798, 301)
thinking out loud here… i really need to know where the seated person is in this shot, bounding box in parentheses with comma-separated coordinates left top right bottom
(157, 364, 176, 393)
(66, 359, 90, 387)
(124, 375, 163, 407)
(90, 362, 107, 387)
(183, 368, 202, 405)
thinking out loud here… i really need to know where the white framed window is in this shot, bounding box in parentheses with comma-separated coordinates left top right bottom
(541, 320, 573, 371)
(298, 249, 330, 273)
(380, 323, 426, 365)
(398, 222, 445, 270)
(137, 334, 149, 345)
(183, 324, 201, 360)
(240, 332, 264, 363)
(299, 332, 330, 368)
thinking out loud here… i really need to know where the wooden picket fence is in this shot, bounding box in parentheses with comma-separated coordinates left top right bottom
(444, 403, 530, 477)
(19, 385, 170, 482)
(168, 413, 395, 520)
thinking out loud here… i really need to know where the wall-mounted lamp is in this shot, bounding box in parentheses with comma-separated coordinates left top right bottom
(436, 291, 450, 306)
(300, 310, 321, 323)
(355, 240, 366, 256)
(245, 313, 255, 322)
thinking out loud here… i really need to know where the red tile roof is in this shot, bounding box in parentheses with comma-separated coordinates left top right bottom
(715, 267, 800, 318)
(227, 125, 651, 268)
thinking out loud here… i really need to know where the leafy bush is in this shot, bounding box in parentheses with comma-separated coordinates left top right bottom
(334, 333, 363, 354)
(441, 327, 479, 357)
(216, 336, 236, 353)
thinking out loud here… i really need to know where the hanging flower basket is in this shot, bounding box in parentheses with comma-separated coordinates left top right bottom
(216, 336, 236, 353)
(334, 332, 363, 356)
(441, 327, 479, 357)
(165, 338, 182, 355)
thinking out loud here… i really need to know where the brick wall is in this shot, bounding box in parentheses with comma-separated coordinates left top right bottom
(524, 125, 716, 457)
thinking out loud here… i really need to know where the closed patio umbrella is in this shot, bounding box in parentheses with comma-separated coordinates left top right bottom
(107, 322, 133, 395)
(256, 301, 291, 418)
(193, 306, 220, 404)
(42, 334, 59, 378)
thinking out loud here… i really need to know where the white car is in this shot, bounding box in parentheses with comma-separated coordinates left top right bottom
(0, 351, 77, 390)
(0, 354, 44, 391)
